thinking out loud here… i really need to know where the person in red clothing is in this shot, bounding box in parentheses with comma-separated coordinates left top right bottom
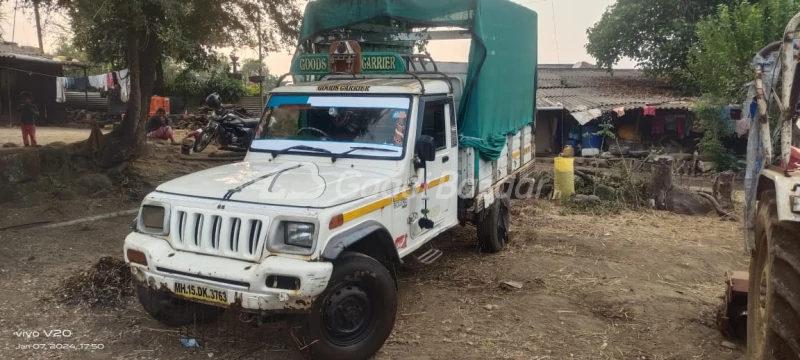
(17, 92, 39, 147)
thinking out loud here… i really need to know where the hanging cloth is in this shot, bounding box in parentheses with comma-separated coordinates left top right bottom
(117, 69, 130, 103)
(643, 105, 656, 116)
(651, 113, 666, 135)
(675, 114, 686, 138)
(665, 114, 677, 131)
(736, 118, 750, 137)
(55, 77, 66, 103)
(613, 107, 625, 117)
(73, 78, 88, 91)
(107, 73, 114, 89)
(87, 74, 107, 91)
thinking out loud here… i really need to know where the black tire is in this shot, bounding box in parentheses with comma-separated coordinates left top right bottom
(747, 190, 800, 359)
(193, 129, 215, 153)
(136, 286, 224, 327)
(477, 197, 511, 253)
(293, 252, 397, 360)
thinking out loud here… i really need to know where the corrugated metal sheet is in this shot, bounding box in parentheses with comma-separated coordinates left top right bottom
(65, 91, 107, 111)
(238, 96, 264, 116)
(536, 68, 695, 124)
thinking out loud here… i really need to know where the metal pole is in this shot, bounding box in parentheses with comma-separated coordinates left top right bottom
(7, 68, 12, 128)
(257, 6, 264, 113)
(83, 67, 89, 110)
(11, 0, 18, 42)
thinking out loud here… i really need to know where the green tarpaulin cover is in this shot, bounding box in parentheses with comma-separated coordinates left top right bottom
(298, 0, 538, 161)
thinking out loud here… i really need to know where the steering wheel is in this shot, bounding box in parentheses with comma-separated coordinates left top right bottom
(297, 127, 330, 138)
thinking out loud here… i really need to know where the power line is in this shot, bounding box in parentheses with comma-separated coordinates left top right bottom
(549, 0, 561, 64)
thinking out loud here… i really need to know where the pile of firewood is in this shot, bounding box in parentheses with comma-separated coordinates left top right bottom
(172, 105, 255, 130)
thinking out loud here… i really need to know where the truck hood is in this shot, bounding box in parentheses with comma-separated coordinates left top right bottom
(156, 161, 401, 208)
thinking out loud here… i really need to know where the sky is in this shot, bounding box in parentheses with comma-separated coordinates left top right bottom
(0, 0, 637, 74)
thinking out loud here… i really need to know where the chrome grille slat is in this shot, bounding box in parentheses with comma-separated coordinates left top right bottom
(170, 207, 268, 261)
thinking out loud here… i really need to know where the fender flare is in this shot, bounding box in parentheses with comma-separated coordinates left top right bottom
(321, 220, 400, 263)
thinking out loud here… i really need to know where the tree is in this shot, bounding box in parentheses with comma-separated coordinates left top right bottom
(238, 58, 281, 92)
(586, 0, 734, 91)
(52, 39, 110, 76)
(57, 0, 301, 166)
(16, 0, 53, 53)
(689, 0, 800, 101)
(240, 59, 268, 81)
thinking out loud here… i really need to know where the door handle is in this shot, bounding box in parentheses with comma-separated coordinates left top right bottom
(442, 155, 450, 163)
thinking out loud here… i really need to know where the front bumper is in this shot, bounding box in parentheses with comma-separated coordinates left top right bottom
(124, 232, 332, 312)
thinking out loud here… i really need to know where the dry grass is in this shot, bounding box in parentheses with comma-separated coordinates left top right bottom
(52, 256, 134, 308)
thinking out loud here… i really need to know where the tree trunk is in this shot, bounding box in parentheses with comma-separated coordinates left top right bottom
(713, 170, 735, 211)
(649, 156, 674, 210)
(32, 0, 44, 53)
(96, 29, 160, 167)
(154, 58, 165, 97)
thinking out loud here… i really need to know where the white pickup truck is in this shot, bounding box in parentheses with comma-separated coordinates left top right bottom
(125, 46, 536, 359)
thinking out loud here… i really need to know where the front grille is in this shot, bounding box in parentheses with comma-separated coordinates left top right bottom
(170, 208, 269, 261)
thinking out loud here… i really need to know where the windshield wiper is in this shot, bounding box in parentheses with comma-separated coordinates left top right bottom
(272, 145, 332, 158)
(331, 146, 397, 163)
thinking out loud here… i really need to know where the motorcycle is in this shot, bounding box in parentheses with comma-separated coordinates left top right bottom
(193, 93, 260, 153)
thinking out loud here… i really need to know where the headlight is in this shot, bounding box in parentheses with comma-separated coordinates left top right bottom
(285, 222, 314, 248)
(140, 205, 166, 233)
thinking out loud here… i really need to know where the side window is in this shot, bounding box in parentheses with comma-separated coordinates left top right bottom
(420, 102, 447, 151)
(449, 101, 458, 148)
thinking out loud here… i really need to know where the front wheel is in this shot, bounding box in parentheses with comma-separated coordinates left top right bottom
(293, 252, 397, 360)
(747, 190, 800, 359)
(193, 128, 215, 153)
(477, 197, 511, 253)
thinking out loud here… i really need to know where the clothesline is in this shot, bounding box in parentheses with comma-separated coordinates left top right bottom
(0, 64, 127, 79)
(56, 69, 131, 104)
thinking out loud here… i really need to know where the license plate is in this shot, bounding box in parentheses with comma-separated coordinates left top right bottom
(173, 282, 229, 305)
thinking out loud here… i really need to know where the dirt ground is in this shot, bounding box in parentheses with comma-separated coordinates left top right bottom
(0, 126, 106, 146)
(0, 145, 749, 360)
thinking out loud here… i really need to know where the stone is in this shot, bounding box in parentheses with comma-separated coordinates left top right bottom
(573, 194, 602, 205)
(75, 174, 113, 195)
(37, 147, 69, 175)
(0, 148, 41, 185)
(600, 152, 616, 159)
(46, 141, 68, 148)
(2, 142, 18, 148)
(595, 185, 617, 201)
(609, 144, 631, 156)
(720, 341, 737, 350)
(665, 188, 713, 215)
(697, 161, 714, 173)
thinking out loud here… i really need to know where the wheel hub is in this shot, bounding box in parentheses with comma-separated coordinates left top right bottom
(322, 285, 373, 346)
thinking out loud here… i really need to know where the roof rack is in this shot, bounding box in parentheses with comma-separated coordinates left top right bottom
(275, 53, 454, 94)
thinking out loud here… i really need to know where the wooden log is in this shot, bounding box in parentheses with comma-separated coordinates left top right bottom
(713, 171, 735, 211)
(649, 156, 674, 210)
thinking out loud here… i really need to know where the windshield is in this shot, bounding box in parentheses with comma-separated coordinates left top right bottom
(252, 95, 411, 159)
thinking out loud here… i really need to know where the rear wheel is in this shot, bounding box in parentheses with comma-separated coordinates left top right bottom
(136, 286, 224, 327)
(293, 252, 396, 360)
(193, 129, 215, 153)
(477, 197, 511, 253)
(747, 190, 800, 359)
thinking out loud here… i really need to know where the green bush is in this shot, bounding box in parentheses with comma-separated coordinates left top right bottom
(695, 100, 740, 172)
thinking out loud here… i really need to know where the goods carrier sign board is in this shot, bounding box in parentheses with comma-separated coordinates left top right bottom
(292, 53, 407, 76)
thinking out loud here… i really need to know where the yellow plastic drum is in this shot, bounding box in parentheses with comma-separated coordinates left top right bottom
(553, 157, 575, 199)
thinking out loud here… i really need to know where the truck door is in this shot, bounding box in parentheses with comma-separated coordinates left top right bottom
(409, 97, 458, 239)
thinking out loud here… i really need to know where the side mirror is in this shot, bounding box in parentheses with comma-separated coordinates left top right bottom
(415, 135, 436, 162)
